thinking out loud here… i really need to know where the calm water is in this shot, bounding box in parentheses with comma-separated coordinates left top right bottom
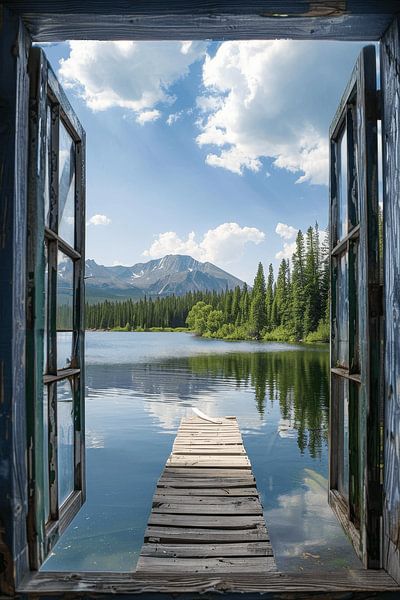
(43, 331, 361, 573)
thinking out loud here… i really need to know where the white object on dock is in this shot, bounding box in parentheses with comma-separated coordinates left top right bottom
(191, 407, 222, 424)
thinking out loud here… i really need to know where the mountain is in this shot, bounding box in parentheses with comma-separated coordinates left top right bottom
(59, 255, 246, 302)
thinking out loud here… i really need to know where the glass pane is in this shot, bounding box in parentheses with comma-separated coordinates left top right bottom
(336, 377, 349, 501)
(337, 127, 348, 241)
(336, 252, 349, 368)
(57, 332, 73, 370)
(57, 250, 74, 331)
(58, 121, 75, 246)
(57, 379, 74, 505)
(44, 104, 51, 227)
(349, 240, 360, 373)
(43, 385, 50, 522)
(44, 243, 48, 374)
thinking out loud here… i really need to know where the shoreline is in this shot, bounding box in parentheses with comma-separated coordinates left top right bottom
(85, 328, 328, 345)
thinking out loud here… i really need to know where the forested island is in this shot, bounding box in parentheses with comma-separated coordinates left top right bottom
(83, 224, 329, 343)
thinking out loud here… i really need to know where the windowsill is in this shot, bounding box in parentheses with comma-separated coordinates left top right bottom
(18, 569, 399, 596)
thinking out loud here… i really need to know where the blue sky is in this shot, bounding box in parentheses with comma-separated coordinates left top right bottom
(42, 40, 365, 283)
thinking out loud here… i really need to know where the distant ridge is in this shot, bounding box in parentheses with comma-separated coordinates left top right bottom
(59, 254, 246, 302)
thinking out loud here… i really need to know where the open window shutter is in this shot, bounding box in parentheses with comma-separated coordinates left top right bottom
(26, 47, 86, 568)
(329, 45, 382, 568)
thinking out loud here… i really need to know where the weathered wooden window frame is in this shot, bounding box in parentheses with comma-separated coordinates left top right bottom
(1, 3, 400, 597)
(329, 45, 381, 569)
(26, 47, 86, 570)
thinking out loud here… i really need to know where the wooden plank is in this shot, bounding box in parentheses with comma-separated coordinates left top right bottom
(158, 478, 255, 488)
(19, 570, 400, 596)
(148, 514, 265, 529)
(162, 468, 253, 477)
(166, 456, 250, 467)
(0, 8, 31, 594)
(151, 500, 263, 515)
(176, 438, 243, 442)
(178, 427, 239, 432)
(145, 526, 269, 544)
(138, 415, 275, 576)
(172, 448, 246, 455)
(136, 556, 277, 573)
(381, 16, 400, 584)
(175, 438, 243, 443)
(139, 542, 273, 558)
(6, 2, 398, 43)
(152, 487, 259, 497)
(152, 495, 261, 506)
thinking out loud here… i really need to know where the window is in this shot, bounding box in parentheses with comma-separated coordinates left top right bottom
(329, 45, 381, 568)
(26, 48, 86, 567)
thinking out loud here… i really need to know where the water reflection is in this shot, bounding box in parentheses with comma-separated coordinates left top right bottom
(42, 332, 360, 574)
(87, 349, 328, 458)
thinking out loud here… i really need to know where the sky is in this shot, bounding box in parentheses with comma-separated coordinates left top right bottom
(41, 40, 366, 284)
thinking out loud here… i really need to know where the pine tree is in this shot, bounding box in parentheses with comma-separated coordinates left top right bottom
(290, 230, 306, 339)
(249, 263, 266, 339)
(272, 259, 289, 327)
(265, 263, 274, 331)
(304, 226, 320, 334)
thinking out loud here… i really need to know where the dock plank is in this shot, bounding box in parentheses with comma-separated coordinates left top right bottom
(151, 487, 259, 497)
(152, 495, 262, 506)
(136, 416, 276, 574)
(145, 526, 270, 544)
(139, 542, 273, 558)
(136, 556, 277, 573)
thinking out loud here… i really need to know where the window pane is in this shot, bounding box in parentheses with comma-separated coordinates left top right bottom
(44, 105, 51, 227)
(336, 377, 349, 501)
(43, 385, 50, 522)
(57, 332, 73, 370)
(44, 243, 48, 374)
(349, 240, 360, 373)
(58, 121, 75, 247)
(57, 379, 74, 505)
(336, 252, 349, 368)
(337, 127, 348, 241)
(57, 250, 73, 331)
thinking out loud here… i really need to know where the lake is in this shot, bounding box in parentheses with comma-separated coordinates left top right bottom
(42, 331, 361, 573)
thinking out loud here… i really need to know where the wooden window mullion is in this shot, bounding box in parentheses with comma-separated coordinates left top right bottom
(49, 101, 59, 233)
(48, 381, 59, 521)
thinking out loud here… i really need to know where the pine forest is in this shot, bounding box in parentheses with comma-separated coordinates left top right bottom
(83, 224, 329, 343)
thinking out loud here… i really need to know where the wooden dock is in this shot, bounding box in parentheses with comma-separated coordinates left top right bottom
(136, 415, 276, 574)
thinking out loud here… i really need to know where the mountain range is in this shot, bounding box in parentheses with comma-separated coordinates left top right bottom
(59, 254, 245, 302)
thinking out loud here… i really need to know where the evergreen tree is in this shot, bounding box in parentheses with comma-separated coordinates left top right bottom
(249, 262, 266, 339)
(290, 231, 306, 339)
(83, 221, 330, 343)
(265, 263, 274, 331)
(273, 259, 289, 327)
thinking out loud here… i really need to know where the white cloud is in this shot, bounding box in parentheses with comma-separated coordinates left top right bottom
(265, 469, 357, 569)
(59, 40, 207, 122)
(276, 222, 297, 240)
(276, 242, 296, 261)
(196, 40, 362, 185)
(143, 222, 265, 265)
(166, 111, 182, 126)
(112, 260, 130, 266)
(87, 214, 111, 226)
(136, 109, 161, 125)
(275, 222, 298, 259)
(196, 95, 223, 113)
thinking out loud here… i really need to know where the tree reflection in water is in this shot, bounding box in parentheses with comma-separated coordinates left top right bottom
(187, 349, 329, 458)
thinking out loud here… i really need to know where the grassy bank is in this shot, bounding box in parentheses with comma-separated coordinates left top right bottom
(89, 322, 329, 344)
(109, 326, 190, 333)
